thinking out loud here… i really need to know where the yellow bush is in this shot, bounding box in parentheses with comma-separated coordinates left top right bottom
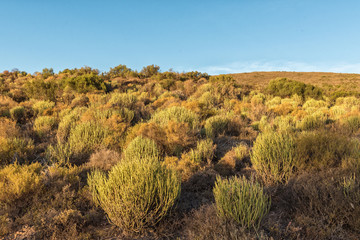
(0, 162, 42, 205)
(0, 118, 19, 138)
(0, 137, 35, 165)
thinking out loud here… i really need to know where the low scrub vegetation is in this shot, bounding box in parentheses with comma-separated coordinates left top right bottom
(1, 66, 360, 239)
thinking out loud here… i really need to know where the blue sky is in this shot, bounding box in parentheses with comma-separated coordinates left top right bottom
(1, 0, 360, 74)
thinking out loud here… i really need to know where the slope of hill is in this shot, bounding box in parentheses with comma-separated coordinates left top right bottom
(1, 67, 360, 239)
(231, 71, 360, 92)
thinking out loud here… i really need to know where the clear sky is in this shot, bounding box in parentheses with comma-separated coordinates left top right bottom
(1, 0, 360, 74)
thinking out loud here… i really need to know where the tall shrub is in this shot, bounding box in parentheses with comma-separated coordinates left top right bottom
(251, 131, 296, 184)
(213, 175, 270, 230)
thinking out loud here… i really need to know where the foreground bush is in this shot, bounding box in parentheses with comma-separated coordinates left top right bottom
(88, 157, 181, 233)
(251, 131, 296, 184)
(213, 175, 270, 230)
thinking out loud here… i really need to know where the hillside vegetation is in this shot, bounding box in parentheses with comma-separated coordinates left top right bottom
(0, 66, 360, 239)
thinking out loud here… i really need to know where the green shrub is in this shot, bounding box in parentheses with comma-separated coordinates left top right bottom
(24, 78, 58, 101)
(68, 121, 110, 162)
(209, 74, 235, 84)
(140, 64, 160, 78)
(123, 136, 160, 162)
(88, 157, 181, 233)
(188, 139, 215, 164)
(107, 92, 137, 109)
(266, 78, 322, 99)
(62, 73, 107, 93)
(296, 113, 327, 130)
(33, 116, 57, 137)
(251, 131, 296, 184)
(0, 162, 42, 205)
(233, 143, 249, 161)
(10, 106, 25, 122)
(56, 107, 87, 142)
(108, 64, 133, 78)
(213, 175, 270, 230)
(45, 142, 72, 166)
(150, 106, 199, 130)
(204, 115, 231, 138)
(32, 100, 55, 115)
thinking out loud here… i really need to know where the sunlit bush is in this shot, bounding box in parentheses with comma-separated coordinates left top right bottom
(213, 175, 270, 230)
(123, 135, 160, 162)
(215, 142, 249, 175)
(296, 111, 327, 130)
(56, 107, 87, 142)
(204, 115, 231, 138)
(88, 156, 180, 233)
(164, 139, 215, 180)
(251, 131, 296, 184)
(0, 162, 42, 205)
(150, 106, 199, 130)
(68, 121, 110, 162)
(32, 100, 55, 116)
(107, 92, 137, 109)
(33, 116, 57, 137)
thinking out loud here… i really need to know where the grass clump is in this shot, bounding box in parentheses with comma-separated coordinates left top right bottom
(251, 131, 296, 184)
(87, 157, 181, 233)
(213, 175, 270, 230)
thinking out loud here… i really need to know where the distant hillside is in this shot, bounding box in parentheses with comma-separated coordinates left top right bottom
(230, 71, 360, 92)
